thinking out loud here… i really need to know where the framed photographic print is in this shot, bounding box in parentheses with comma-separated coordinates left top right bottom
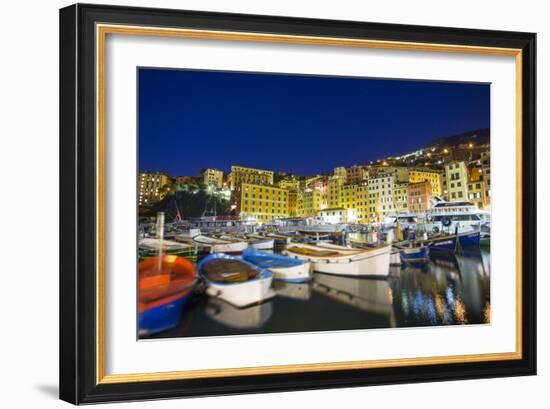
(59, 3, 536, 404)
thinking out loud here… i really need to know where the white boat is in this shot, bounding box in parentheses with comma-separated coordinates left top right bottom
(242, 249, 312, 283)
(192, 235, 248, 253)
(138, 238, 197, 260)
(422, 200, 486, 234)
(247, 233, 278, 247)
(248, 238, 275, 250)
(173, 228, 201, 243)
(198, 253, 275, 308)
(283, 242, 391, 277)
(217, 234, 274, 250)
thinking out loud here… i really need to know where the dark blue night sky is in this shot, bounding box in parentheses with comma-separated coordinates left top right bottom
(138, 68, 489, 176)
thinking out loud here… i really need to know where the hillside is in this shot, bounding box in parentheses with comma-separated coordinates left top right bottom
(423, 128, 490, 149)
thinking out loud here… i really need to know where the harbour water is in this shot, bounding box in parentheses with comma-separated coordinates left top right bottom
(143, 243, 490, 339)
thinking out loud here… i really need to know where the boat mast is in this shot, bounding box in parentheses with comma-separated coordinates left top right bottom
(156, 211, 165, 271)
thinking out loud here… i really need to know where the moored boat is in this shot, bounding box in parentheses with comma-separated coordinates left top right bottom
(266, 232, 292, 245)
(138, 255, 198, 336)
(283, 242, 390, 277)
(138, 238, 197, 260)
(399, 246, 430, 263)
(217, 233, 275, 251)
(425, 230, 481, 254)
(246, 234, 276, 250)
(192, 235, 248, 254)
(198, 253, 275, 308)
(247, 237, 275, 250)
(242, 248, 311, 283)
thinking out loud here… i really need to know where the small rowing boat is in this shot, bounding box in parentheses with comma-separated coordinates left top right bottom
(217, 233, 276, 251)
(138, 255, 197, 336)
(138, 238, 197, 261)
(246, 234, 276, 250)
(242, 248, 311, 283)
(283, 242, 390, 277)
(192, 235, 248, 254)
(198, 253, 275, 308)
(398, 246, 430, 263)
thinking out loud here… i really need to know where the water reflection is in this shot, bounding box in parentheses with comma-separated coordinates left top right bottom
(145, 249, 491, 339)
(313, 274, 395, 323)
(273, 281, 312, 301)
(205, 298, 273, 329)
(391, 252, 491, 327)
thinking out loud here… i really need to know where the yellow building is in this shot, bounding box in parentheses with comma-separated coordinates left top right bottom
(139, 172, 171, 206)
(367, 174, 395, 221)
(355, 184, 370, 222)
(238, 183, 288, 222)
(393, 182, 409, 212)
(278, 177, 300, 190)
(408, 168, 442, 196)
(287, 189, 299, 217)
(202, 168, 223, 188)
(333, 166, 347, 181)
(341, 184, 358, 210)
(328, 176, 344, 208)
(297, 189, 323, 217)
(229, 165, 274, 190)
(445, 161, 468, 202)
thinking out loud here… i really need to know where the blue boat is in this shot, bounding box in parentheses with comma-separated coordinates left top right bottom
(139, 295, 192, 336)
(138, 255, 197, 336)
(399, 246, 430, 263)
(242, 248, 312, 283)
(457, 230, 481, 249)
(426, 230, 481, 254)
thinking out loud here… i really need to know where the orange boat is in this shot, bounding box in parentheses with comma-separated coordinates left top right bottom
(138, 255, 197, 336)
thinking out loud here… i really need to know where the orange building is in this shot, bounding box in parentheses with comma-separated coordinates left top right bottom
(407, 181, 433, 213)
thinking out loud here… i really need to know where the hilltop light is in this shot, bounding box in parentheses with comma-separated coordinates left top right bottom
(443, 148, 449, 154)
(427, 152, 431, 157)
(469, 143, 474, 148)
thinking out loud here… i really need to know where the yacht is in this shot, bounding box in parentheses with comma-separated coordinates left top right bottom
(421, 200, 489, 235)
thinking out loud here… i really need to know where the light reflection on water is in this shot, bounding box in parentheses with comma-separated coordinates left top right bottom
(146, 246, 491, 339)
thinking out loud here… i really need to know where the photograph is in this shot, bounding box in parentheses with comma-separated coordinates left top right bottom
(137, 68, 492, 339)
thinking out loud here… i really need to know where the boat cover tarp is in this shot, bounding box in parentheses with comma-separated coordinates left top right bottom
(242, 249, 303, 268)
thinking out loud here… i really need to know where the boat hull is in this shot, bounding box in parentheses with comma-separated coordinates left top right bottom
(205, 278, 275, 308)
(193, 236, 248, 254)
(198, 253, 275, 308)
(138, 247, 196, 261)
(400, 246, 430, 263)
(270, 263, 311, 283)
(427, 231, 481, 254)
(242, 248, 312, 283)
(249, 239, 275, 250)
(138, 292, 191, 336)
(284, 243, 390, 277)
(458, 231, 481, 249)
